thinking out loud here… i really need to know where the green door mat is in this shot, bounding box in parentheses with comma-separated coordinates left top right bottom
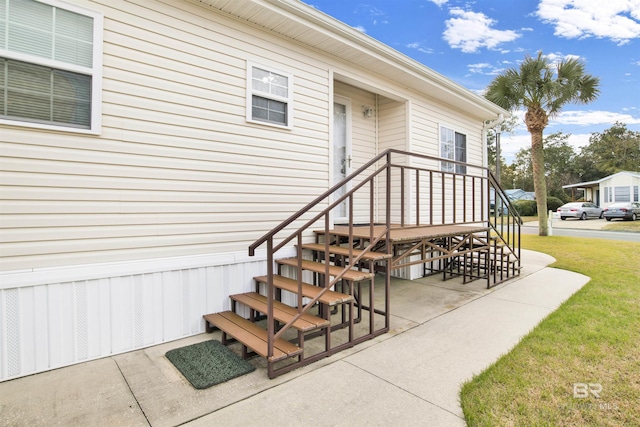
(166, 340, 255, 389)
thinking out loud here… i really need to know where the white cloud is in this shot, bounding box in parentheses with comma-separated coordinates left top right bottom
(354, 25, 367, 33)
(356, 4, 389, 25)
(508, 108, 640, 128)
(443, 8, 520, 53)
(427, 0, 449, 6)
(536, 0, 640, 45)
(552, 110, 640, 126)
(467, 62, 506, 76)
(543, 52, 582, 65)
(501, 132, 592, 163)
(501, 133, 532, 162)
(406, 42, 435, 54)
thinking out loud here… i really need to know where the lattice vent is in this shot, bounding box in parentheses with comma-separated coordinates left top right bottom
(5, 289, 20, 377)
(75, 281, 88, 361)
(134, 274, 144, 348)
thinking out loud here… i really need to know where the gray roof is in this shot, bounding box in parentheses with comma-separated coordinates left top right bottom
(563, 171, 640, 189)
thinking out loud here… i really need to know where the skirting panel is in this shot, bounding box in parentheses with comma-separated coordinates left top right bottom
(0, 249, 288, 382)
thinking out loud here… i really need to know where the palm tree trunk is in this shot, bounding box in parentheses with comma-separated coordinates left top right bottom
(531, 129, 548, 236)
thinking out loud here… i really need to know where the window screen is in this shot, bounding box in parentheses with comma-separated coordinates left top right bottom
(0, 0, 100, 130)
(440, 125, 466, 174)
(247, 64, 292, 128)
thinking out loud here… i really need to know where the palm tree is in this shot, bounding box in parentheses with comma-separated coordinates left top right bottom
(485, 52, 600, 235)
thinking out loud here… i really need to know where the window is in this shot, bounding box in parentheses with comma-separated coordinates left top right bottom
(634, 186, 639, 202)
(440, 125, 466, 174)
(604, 186, 613, 203)
(614, 186, 630, 202)
(246, 63, 292, 128)
(0, 0, 102, 132)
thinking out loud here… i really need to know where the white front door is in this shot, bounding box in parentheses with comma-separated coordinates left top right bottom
(333, 97, 352, 223)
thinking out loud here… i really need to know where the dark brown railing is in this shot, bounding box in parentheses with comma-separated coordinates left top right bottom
(248, 149, 520, 362)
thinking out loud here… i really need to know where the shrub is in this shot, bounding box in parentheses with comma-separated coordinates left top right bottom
(513, 200, 537, 216)
(546, 196, 564, 213)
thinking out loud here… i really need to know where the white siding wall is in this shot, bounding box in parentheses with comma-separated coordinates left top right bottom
(409, 102, 485, 225)
(378, 98, 409, 224)
(0, 0, 334, 381)
(1, 0, 331, 272)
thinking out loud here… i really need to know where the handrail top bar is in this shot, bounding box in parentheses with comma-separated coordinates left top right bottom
(248, 148, 493, 256)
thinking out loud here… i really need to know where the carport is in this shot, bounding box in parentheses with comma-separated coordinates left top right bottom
(563, 180, 600, 204)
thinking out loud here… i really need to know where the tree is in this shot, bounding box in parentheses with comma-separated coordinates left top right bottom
(486, 115, 518, 185)
(542, 133, 578, 201)
(485, 52, 600, 235)
(513, 132, 578, 202)
(579, 122, 640, 176)
(512, 148, 534, 191)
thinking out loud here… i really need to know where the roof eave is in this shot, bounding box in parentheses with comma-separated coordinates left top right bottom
(193, 0, 509, 119)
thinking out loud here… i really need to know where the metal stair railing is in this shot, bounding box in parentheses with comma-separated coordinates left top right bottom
(487, 171, 522, 278)
(249, 150, 393, 362)
(248, 149, 521, 363)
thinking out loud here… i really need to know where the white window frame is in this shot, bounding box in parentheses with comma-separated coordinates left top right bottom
(614, 186, 631, 202)
(246, 62, 293, 129)
(439, 124, 466, 174)
(0, 0, 103, 134)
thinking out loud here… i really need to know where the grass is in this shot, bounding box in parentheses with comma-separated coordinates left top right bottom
(603, 219, 640, 232)
(460, 234, 640, 426)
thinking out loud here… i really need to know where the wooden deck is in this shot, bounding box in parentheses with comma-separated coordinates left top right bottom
(328, 224, 489, 241)
(318, 224, 491, 285)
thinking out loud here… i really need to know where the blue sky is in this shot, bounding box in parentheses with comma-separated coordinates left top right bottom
(303, 0, 640, 164)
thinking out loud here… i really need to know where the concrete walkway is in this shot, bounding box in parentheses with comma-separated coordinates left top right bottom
(0, 250, 589, 427)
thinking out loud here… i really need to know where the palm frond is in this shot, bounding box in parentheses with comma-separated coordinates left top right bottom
(484, 51, 600, 121)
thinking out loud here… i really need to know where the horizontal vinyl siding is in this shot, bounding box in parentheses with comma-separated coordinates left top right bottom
(0, 0, 333, 271)
(410, 101, 484, 168)
(378, 98, 407, 152)
(378, 98, 408, 223)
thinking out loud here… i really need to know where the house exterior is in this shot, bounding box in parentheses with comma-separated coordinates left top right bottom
(0, 0, 507, 381)
(563, 171, 640, 208)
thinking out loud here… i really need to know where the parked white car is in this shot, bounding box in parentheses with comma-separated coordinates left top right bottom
(557, 202, 603, 220)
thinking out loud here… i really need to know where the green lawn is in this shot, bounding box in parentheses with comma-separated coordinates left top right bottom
(603, 219, 640, 233)
(460, 234, 640, 426)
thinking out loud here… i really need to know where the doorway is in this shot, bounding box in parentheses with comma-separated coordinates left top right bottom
(333, 96, 352, 223)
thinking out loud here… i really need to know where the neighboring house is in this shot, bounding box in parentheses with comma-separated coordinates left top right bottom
(563, 171, 640, 208)
(0, 0, 507, 381)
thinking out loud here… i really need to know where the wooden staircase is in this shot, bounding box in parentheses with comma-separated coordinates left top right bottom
(204, 231, 392, 378)
(202, 149, 521, 379)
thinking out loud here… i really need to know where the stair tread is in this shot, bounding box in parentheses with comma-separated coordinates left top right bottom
(489, 246, 515, 255)
(277, 258, 375, 282)
(231, 292, 329, 332)
(203, 311, 302, 362)
(300, 243, 391, 261)
(254, 275, 353, 306)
